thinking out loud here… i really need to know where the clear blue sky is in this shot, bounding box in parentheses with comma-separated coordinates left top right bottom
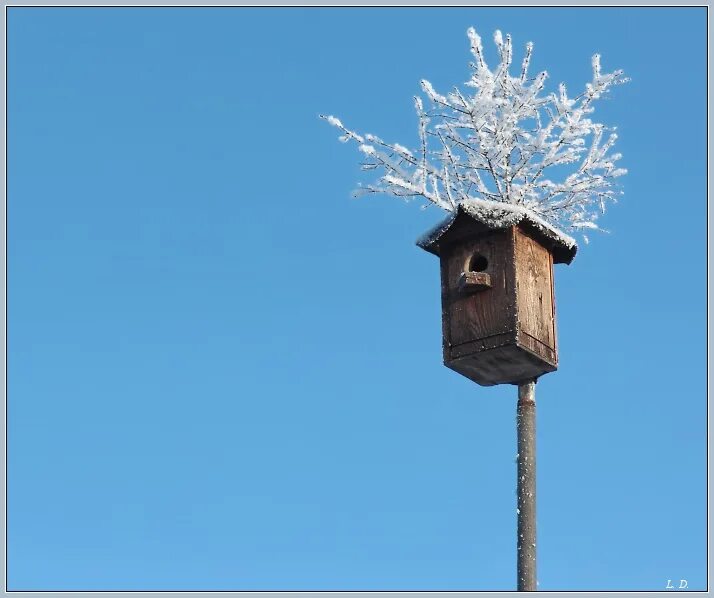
(8, 7, 706, 592)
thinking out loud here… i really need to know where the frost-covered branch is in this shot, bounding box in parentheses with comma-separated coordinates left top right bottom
(321, 26, 628, 237)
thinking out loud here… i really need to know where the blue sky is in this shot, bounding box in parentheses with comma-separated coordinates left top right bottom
(8, 7, 706, 591)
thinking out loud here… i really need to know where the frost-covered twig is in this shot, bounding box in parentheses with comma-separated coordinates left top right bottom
(321, 27, 628, 237)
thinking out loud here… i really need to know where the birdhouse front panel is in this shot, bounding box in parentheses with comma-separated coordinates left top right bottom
(442, 231, 515, 349)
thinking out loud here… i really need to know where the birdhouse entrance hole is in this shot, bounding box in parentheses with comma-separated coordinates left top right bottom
(469, 253, 489, 273)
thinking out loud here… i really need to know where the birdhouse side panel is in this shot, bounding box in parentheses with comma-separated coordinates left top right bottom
(514, 227, 557, 366)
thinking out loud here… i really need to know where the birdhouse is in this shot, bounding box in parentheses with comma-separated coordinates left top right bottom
(417, 201, 577, 387)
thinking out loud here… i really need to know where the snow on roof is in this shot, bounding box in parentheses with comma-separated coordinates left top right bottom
(416, 199, 578, 264)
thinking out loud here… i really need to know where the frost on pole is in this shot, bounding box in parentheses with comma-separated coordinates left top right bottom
(322, 26, 627, 386)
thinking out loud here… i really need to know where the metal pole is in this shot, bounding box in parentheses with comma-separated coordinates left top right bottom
(517, 379, 537, 591)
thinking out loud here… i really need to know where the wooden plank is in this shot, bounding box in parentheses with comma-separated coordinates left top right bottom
(550, 248, 558, 357)
(514, 227, 556, 360)
(449, 331, 515, 359)
(444, 229, 516, 347)
(440, 252, 452, 366)
(447, 343, 556, 387)
(517, 330, 557, 367)
(457, 271, 492, 294)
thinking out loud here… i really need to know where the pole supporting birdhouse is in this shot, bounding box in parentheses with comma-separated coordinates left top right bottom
(418, 200, 575, 591)
(517, 379, 537, 592)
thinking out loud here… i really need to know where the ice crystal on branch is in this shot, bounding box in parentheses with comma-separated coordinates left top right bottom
(321, 27, 628, 238)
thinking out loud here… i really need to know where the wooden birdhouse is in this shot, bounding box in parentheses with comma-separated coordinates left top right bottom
(417, 201, 577, 387)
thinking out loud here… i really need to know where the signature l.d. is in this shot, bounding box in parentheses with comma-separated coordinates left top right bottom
(666, 579, 688, 590)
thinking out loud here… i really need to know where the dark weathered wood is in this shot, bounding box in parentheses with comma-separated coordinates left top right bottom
(441, 230, 515, 349)
(440, 249, 451, 372)
(436, 225, 560, 386)
(447, 343, 555, 387)
(457, 271, 492, 294)
(514, 228, 556, 364)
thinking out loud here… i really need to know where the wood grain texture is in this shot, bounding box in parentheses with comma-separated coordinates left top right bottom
(446, 343, 556, 386)
(457, 271, 492, 294)
(441, 229, 516, 348)
(514, 227, 557, 366)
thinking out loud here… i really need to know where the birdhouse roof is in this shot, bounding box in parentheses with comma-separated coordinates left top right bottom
(416, 199, 578, 265)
